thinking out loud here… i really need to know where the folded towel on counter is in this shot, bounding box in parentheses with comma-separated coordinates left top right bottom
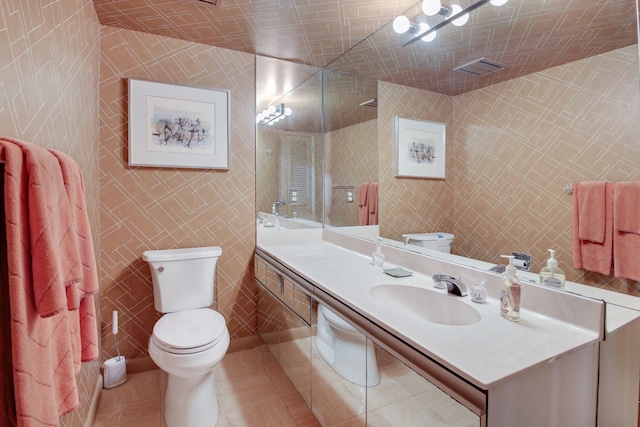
(572, 181, 614, 275)
(358, 182, 369, 225)
(613, 182, 640, 281)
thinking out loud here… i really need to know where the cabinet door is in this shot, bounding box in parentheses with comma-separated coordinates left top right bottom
(279, 276, 313, 405)
(255, 255, 282, 295)
(310, 296, 369, 426)
(257, 284, 281, 361)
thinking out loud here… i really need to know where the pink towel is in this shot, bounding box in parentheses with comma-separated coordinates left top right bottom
(572, 181, 614, 275)
(50, 149, 100, 364)
(0, 137, 99, 426)
(613, 182, 640, 281)
(5, 138, 82, 317)
(577, 181, 607, 243)
(367, 182, 379, 226)
(358, 182, 369, 226)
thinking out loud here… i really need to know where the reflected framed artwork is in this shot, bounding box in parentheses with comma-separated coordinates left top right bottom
(128, 78, 229, 169)
(395, 117, 446, 179)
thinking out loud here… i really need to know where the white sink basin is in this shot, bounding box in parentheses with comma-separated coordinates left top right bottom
(370, 285, 481, 326)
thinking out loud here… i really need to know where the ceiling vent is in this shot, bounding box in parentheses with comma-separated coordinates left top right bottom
(454, 58, 505, 77)
(359, 99, 378, 108)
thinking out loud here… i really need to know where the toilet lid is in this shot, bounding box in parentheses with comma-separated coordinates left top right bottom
(153, 308, 227, 353)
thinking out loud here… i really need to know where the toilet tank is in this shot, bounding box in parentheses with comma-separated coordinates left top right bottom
(142, 246, 222, 313)
(406, 233, 454, 253)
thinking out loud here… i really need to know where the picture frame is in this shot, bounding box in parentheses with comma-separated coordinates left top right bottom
(395, 116, 446, 179)
(128, 78, 229, 169)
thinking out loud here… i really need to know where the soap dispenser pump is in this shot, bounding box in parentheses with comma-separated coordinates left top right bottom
(500, 255, 521, 322)
(372, 237, 385, 268)
(539, 249, 566, 290)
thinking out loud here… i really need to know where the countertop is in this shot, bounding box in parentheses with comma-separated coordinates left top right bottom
(257, 228, 605, 390)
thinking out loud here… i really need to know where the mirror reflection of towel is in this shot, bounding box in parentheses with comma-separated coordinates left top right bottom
(358, 182, 369, 225)
(367, 182, 378, 225)
(572, 181, 613, 275)
(614, 182, 640, 281)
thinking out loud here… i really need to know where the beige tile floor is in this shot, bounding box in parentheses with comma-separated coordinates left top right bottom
(93, 344, 320, 427)
(94, 339, 478, 426)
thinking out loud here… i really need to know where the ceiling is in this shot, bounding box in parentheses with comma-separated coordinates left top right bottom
(93, 0, 638, 95)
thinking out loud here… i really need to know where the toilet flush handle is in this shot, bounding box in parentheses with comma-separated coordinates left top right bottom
(155, 266, 164, 273)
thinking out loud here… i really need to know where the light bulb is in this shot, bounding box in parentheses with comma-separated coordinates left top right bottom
(262, 109, 268, 117)
(256, 113, 264, 121)
(393, 15, 411, 34)
(419, 23, 437, 42)
(450, 4, 469, 26)
(422, 0, 442, 16)
(284, 107, 292, 116)
(267, 105, 276, 114)
(490, 0, 509, 5)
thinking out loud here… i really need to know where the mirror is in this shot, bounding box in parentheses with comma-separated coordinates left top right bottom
(256, 57, 378, 229)
(256, 57, 323, 227)
(256, 0, 640, 299)
(324, 0, 640, 296)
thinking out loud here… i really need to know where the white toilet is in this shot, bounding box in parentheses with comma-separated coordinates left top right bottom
(143, 246, 230, 427)
(316, 304, 380, 387)
(405, 232, 455, 253)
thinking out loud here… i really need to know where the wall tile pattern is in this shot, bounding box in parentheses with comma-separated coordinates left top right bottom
(378, 81, 455, 241)
(99, 26, 257, 359)
(325, 119, 378, 227)
(451, 45, 640, 294)
(0, 1, 102, 426)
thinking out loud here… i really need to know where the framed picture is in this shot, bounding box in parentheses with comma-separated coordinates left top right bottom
(395, 117, 446, 179)
(128, 78, 229, 169)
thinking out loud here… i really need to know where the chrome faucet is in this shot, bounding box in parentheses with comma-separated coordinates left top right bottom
(432, 274, 468, 297)
(272, 199, 286, 215)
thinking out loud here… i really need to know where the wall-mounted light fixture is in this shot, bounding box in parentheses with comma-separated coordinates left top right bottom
(393, 0, 508, 46)
(256, 103, 292, 125)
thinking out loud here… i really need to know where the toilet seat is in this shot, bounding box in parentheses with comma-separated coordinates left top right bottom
(152, 308, 227, 354)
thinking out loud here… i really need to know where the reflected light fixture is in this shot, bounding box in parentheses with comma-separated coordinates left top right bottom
(394, 0, 505, 47)
(256, 103, 292, 125)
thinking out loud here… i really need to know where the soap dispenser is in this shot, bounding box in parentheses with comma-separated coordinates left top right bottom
(539, 249, 566, 290)
(372, 237, 385, 268)
(500, 255, 521, 322)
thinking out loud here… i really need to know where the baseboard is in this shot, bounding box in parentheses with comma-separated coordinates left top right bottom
(228, 334, 265, 353)
(85, 373, 103, 427)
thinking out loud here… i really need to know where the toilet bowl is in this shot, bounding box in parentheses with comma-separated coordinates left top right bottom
(316, 304, 380, 387)
(143, 246, 229, 427)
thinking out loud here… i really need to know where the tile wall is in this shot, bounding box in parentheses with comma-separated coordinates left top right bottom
(325, 119, 378, 226)
(378, 81, 455, 241)
(99, 26, 257, 358)
(0, 1, 102, 425)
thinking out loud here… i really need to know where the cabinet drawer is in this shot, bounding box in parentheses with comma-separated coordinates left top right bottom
(255, 255, 282, 295)
(282, 275, 312, 325)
